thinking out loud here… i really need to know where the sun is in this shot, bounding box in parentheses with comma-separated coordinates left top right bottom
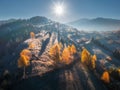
(54, 5, 64, 16)
(53, 3, 64, 16)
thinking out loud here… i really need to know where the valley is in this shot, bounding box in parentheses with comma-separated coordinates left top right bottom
(0, 16, 120, 90)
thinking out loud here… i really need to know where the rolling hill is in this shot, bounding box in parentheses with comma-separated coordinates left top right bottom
(68, 17, 120, 31)
(0, 16, 120, 90)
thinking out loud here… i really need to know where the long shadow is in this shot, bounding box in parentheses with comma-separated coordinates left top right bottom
(75, 61, 108, 90)
(11, 69, 60, 90)
(10, 55, 80, 90)
(38, 37, 50, 56)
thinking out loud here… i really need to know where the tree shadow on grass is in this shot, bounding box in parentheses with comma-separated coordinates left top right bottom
(11, 68, 61, 90)
(10, 55, 80, 90)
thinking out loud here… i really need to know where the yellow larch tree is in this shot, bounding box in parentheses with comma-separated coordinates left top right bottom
(58, 42, 63, 49)
(18, 49, 31, 79)
(67, 45, 71, 51)
(18, 55, 30, 68)
(20, 49, 31, 58)
(101, 71, 110, 83)
(30, 32, 35, 39)
(49, 43, 61, 63)
(90, 54, 97, 69)
(62, 47, 71, 64)
(70, 44, 77, 54)
(81, 48, 91, 65)
(92, 54, 97, 61)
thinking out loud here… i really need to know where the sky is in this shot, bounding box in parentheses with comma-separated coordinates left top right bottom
(0, 0, 120, 23)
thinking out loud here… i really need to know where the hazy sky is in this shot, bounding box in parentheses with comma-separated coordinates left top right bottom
(0, 0, 120, 23)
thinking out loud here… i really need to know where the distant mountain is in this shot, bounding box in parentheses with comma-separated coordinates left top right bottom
(68, 17, 120, 31)
(28, 16, 51, 25)
(0, 19, 16, 25)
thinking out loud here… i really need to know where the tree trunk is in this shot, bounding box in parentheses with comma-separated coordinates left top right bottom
(23, 66, 26, 79)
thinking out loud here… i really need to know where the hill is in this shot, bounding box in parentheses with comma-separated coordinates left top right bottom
(68, 17, 120, 31)
(0, 16, 120, 90)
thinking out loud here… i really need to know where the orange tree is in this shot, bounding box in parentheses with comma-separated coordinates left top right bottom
(30, 32, 35, 39)
(18, 49, 31, 78)
(81, 48, 97, 70)
(49, 43, 61, 64)
(101, 71, 110, 84)
(70, 44, 77, 54)
(20, 49, 31, 58)
(81, 48, 91, 65)
(90, 54, 97, 69)
(62, 47, 71, 64)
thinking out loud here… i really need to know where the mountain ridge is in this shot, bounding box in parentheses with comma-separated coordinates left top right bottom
(68, 17, 120, 31)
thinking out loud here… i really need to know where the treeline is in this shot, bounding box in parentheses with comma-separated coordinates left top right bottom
(49, 43, 77, 65)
